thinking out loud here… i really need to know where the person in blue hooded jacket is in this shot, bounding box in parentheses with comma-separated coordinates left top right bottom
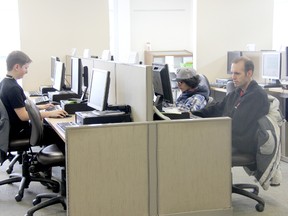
(174, 68, 209, 112)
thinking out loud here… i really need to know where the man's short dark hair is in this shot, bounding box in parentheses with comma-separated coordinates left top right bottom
(232, 56, 254, 74)
(6, 50, 32, 71)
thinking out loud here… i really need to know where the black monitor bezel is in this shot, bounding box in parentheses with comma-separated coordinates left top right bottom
(152, 63, 174, 110)
(227, 51, 242, 74)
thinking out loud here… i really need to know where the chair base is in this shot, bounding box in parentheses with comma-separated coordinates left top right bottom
(25, 194, 66, 216)
(232, 184, 265, 212)
(0, 173, 60, 202)
(25, 168, 66, 216)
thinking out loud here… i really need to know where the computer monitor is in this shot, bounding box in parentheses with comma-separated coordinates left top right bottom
(152, 63, 174, 111)
(70, 57, 83, 95)
(53, 61, 65, 91)
(262, 51, 281, 80)
(87, 68, 110, 111)
(50, 56, 60, 82)
(227, 51, 242, 74)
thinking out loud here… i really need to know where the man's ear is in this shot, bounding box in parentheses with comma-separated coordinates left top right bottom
(13, 64, 20, 71)
(247, 69, 253, 78)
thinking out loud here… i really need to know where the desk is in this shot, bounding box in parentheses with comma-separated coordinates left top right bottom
(44, 115, 75, 141)
(48, 117, 232, 216)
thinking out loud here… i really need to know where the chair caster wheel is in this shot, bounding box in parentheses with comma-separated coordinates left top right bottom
(32, 197, 41, 205)
(52, 184, 60, 193)
(256, 203, 264, 212)
(15, 194, 23, 202)
(6, 168, 12, 174)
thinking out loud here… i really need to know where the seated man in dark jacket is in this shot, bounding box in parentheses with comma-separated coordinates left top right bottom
(192, 56, 269, 155)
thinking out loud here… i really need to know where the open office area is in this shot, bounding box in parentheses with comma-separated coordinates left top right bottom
(1, 0, 288, 216)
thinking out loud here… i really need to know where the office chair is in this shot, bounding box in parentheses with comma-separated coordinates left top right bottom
(24, 99, 66, 216)
(0, 99, 60, 202)
(226, 81, 235, 95)
(231, 95, 283, 212)
(199, 74, 211, 96)
(232, 151, 265, 212)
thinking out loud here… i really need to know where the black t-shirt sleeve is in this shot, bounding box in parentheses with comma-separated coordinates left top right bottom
(7, 85, 26, 109)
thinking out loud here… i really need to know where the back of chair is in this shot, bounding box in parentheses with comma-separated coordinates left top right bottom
(25, 99, 43, 146)
(199, 74, 211, 96)
(226, 81, 235, 95)
(0, 99, 10, 161)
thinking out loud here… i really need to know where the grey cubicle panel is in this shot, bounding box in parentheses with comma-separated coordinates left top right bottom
(115, 63, 154, 122)
(66, 117, 232, 216)
(92, 59, 117, 105)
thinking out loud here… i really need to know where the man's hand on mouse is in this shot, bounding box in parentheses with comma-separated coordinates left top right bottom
(48, 109, 69, 118)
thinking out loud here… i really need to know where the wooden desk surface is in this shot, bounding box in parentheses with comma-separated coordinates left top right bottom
(45, 115, 76, 141)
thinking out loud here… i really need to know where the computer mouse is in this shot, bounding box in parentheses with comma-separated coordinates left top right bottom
(64, 114, 72, 118)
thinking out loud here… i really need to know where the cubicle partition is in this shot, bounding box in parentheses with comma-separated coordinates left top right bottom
(115, 63, 154, 122)
(66, 117, 232, 216)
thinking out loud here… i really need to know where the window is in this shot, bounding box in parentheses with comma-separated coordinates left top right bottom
(0, 0, 20, 81)
(273, 0, 288, 50)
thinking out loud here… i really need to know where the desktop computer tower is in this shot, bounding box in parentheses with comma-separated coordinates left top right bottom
(48, 91, 80, 102)
(60, 100, 94, 114)
(75, 111, 131, 125)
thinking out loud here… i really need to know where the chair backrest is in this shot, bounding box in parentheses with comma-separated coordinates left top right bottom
(25, 99, 43, 146)
(226, 81, 235, 95)
(199, 74, 211, 96)
(0, 99, 10, 157)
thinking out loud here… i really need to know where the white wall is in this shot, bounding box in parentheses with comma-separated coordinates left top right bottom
(115, 0, 193, 63)
(193, 0, 274, 82)
(18, 0, 110, 91)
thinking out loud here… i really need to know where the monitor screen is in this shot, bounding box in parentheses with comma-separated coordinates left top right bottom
(262, 51, 281, 80)
(227, 51, 242, 74)
(87, 68, 110, 111)
(152, 63, 174, 110)
(70, 57, 83, 95)
(50, 56, 60, 82)
(53, 61, 65, 91)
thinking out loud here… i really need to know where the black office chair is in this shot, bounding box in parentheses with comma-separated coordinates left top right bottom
(232, 152, 265, 212)
(24, 99, 66, 216)
(226, 80, 236, 95)
(0, 99, 60, 202)
(231, 95, 283, 212)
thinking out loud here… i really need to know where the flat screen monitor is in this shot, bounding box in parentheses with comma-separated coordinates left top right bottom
(70, 57, 83, 95)
(53, 61, 65, 91)
(262, 51, 281, 80)
(50, 56, 60, 82)
(87, 68, 110, 111)
(152, 63, 174, 111)
(227, 51, 242, 74)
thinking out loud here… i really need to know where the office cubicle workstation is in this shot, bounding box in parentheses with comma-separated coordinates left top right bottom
(65, 118, 232, 216)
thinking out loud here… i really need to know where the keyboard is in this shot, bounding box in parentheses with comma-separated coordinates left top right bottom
(45, 105, 62, 111)
(91, 110, 125, 116)
(28, 90, 42, 97)
(258, 83, 282, 88)
(32, 96, 50, 105)
(210, 83, 226, 88)
(56, 122, 78, 132)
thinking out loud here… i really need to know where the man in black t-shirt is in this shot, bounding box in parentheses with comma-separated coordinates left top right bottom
(0, 51, 67, 150)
